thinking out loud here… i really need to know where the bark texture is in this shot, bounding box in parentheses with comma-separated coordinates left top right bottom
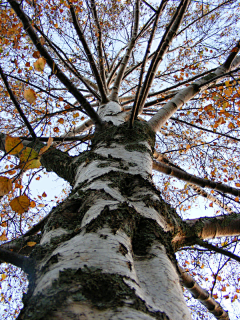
(18, 102, 191, 320)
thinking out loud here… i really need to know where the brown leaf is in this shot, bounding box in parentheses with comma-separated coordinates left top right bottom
(0, 177, 13, 196)
(10, 195, 30, 214)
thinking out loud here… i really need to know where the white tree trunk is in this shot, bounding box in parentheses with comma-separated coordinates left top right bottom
(18, 102, 191, 320)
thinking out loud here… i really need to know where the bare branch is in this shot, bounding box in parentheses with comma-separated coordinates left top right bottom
(110, 0, 140, 101)
(195, 238, 240, 263)
(137, 0, 190, 113)
(0, 65, 37, 140)
(153, 151, 234, 214)
(68, 0, 108, 102)
(178, 266, 229, 320)
(34, 24, 101, 100)
(90, 0, 107, 91)
(8, 0, 103, 128)
(153, 159, 240, 197)
(148, 44, 240, 132)
(171, 117, 240, 143)
(130, 0, 168, 128)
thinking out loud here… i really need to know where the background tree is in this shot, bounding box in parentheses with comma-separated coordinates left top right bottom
(0, 0, 240, 319)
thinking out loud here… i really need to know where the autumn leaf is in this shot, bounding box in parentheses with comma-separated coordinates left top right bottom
(39, 137, 53, 155)
(10, 194, 30, 214)
(0, 230, 8, 241)
(5, 136, 23, 155)
(0, 177, 13, 196)
(27, 242, 36, 247)
(30, 200, 36, 208)
(1, 274, 7, 281)
(58, 118, 64, 124)
(24, 88, 37, 104)
(34, 57, 46, 72)
(32, 51, 40, 59)
(19, 147, 41, 170)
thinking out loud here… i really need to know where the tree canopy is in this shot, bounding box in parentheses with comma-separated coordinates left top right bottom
(0, 0, 240, 318)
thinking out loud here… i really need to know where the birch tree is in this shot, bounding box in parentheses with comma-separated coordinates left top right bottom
(0, 0, 240, 319)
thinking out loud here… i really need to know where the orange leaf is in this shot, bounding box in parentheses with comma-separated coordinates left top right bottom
(0, 177, 13, 196)
(209, 202, 213, 207)
(30, 200, 36, 208)
(10, 195, 30, 214)
(42, 192, 47, 197)
(27, 241, 36, 247)
(5, 136, 23, 155)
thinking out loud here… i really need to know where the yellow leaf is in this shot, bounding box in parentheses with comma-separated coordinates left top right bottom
(0, 177, 13, 196)
(34, 57, 46, 72)
(24, 89, 37, 104)
(19, 147, 41, 170)
(10, 195, 30, 214)
(1, 274, 7, 281)
(235, 183, 240, 187)
(0, 230, 8, 241)
(38, 204, 45, 208)
(27, 241, 36, 247)
(5, 136, 23, 155)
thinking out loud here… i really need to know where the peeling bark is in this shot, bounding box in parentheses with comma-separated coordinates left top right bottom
(15, 102, 191, 320)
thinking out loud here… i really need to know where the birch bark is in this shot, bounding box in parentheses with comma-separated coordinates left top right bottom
(18, 102, 191, 320)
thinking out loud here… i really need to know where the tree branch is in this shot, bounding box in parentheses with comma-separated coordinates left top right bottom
(0, 65, 37, 140)
(153, 151, 234, 214)
(0, 132, 76, 184)
(8, 0, 103, 128)
(90, 0, 107, 91)
(184, 214, 240, 240)
(178, 266, 229, 320)
(68, 0, 108, 102)
(153, 159, 240, 197)
(195, 238, 240, 263)
(148, 43, 240, 132)
(171, 117, 240, 143)
(137, 0, 190, 113)
(34, 24, 101, 100)
(130, 0, 167, 128)
(110, 0, 140, 101)
(0, 247, 34, 274)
